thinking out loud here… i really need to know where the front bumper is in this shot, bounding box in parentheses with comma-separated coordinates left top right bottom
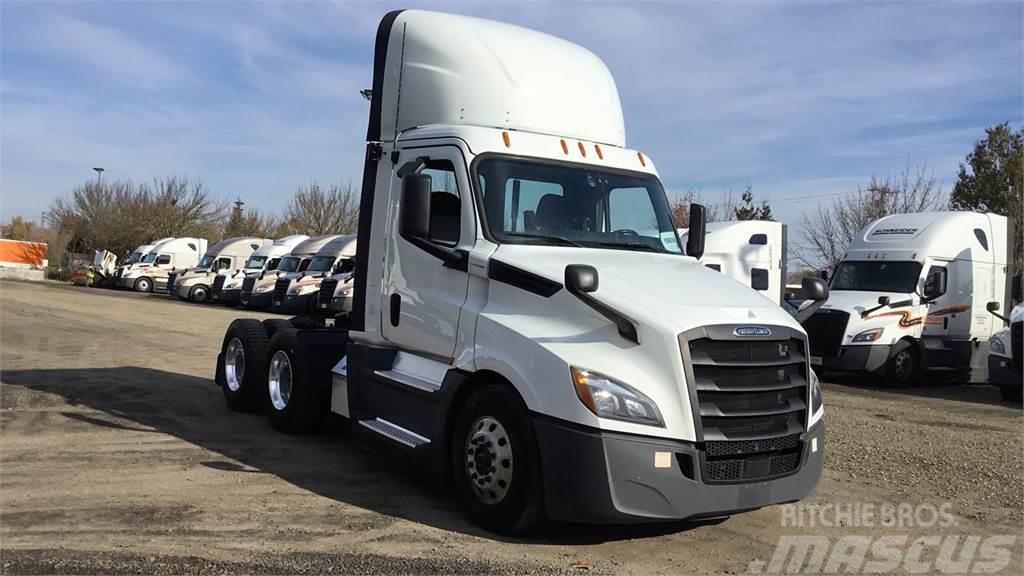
(242, 291, 273, 309)
(273, 292, 315, 313)
(533, 416, 825, 523)
(215, 288, 241, 305)
(317, 295, 353, 315)
(988, 355, 1021, 388)
(817, 344, 890, 373)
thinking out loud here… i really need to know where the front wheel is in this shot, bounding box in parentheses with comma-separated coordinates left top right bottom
(885, 341, 918, 387)
(189, 284, 210, 303)
(452, 385, 544, 535)
(133, 277, 152, 293)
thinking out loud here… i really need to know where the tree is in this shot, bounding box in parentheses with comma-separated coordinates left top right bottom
(950, 123, 1023, 271)
(281, 182, 359, 235)
(795, 163, 945, 271)
(0, 216, 42, 241)
(221, 199, 279, 238)
(734, 186, 773, 221)
(669, 188, 738, 228)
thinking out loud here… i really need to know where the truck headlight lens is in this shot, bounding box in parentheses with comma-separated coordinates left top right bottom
(255, 283, 272, 293)
(810, 369, 823, 415)
(991, 336, 1006, 355)
(571, 367, 663, 427)
(852, 327, 884, 342)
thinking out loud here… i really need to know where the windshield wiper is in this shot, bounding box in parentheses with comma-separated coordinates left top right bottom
(588, 241, 662, 253)
(504, 233, 583, 247)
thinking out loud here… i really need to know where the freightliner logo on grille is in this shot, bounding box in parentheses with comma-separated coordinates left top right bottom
(734, 326, 772, 337)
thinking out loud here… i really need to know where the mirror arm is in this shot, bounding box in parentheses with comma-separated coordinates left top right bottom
(795, 299, 826, 324)
(861, 303, 886, 318)
(988, 309, 1011, 325)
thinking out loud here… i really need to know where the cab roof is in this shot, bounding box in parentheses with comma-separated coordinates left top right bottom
(313, 234, 358, 258)
(289, 235, 345, 256)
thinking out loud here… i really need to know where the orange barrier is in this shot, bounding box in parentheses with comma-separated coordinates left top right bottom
(0, 239, 48, 268)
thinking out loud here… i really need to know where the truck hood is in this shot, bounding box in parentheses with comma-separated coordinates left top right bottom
(817, 289, 921, 342)
(492, 245, 798, 332)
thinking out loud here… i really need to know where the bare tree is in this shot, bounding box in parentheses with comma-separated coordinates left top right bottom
(794, 163, 946, 271)
(281, 182, 359, 235)
(669, 188, 739, 227)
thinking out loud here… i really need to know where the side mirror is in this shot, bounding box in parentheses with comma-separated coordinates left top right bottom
(877, 296, 890, 306)
(686, 204, 706, 260)
(923, 268, 947, 301)
(565, 264, 599, 293)
(987, 301, 1001, 313)
(803, 276, 829, 302)
(1012, 273, 1022, 304)
(401, 173, 432, 239)
(335, 259, 354, 275)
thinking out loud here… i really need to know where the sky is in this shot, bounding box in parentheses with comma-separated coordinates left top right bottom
(2, 0, 1022, 240)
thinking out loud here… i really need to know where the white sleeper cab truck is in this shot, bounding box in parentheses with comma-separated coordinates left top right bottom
(213, 235, 309, 306)
(276, 234, 357, 315)
(170, 237, 271, 303)
(317, 236, 359, 316)
(114, 238, 170, 282)
(802, 211, 1014, 386)
(680, 221, 786, 305)
(985, 275, 1022, 402)
(241, 236, 328, 310)
(268, 235, 343, 311)
(119, 237, 208, 293)
(214, 10, 828, 534)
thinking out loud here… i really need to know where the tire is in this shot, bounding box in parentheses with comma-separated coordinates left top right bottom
(189, 284, 210, 303)
(265, 329, 326, 433)
(885, 340, 918, 387)
(263, 318, 296, 338)
(218, 319, 270, 412)
(133, 277, 153, 293)
(999, 386, 1022, 403)
(451, 385, 544, 535)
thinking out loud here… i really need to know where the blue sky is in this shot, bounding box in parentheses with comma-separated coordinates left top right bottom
(2, 1, 1021, 233)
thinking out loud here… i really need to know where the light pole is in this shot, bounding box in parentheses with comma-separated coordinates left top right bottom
(93, 167, 105, 185)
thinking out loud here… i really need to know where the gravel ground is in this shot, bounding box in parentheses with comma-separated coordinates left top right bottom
(1, 279, 1021, 575)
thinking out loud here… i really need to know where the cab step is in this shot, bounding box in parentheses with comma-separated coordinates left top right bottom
(358, 417, 431, 448)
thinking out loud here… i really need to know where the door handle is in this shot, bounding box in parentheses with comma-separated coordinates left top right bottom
(390, 293, 401, 327)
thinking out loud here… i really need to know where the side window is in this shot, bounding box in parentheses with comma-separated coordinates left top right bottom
(608, 187, 658, 237)
(973, 229, 988, 251)
(155, 254, 171, 266)
(420, 160, 461, 246)
(750, 234, 768, 245)
(504, 179, 564, 232)
(923, 265, 947, 298)
(298, 258, 311, 272)
(266, 258, 281, 271)
(217, 257, 232, 270)
(751, 268, 769, 290)
(187, 243, 197, 251)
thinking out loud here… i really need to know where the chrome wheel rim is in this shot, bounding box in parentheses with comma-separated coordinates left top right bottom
(465, 416, 513, 504)
(193, 286, 208, 302)
(224, 338, 245, 392)
(268, 350, 292, 411)
(137, 278, 150, 292)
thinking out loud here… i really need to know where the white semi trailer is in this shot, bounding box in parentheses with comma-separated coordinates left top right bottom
(802, 211, 1015, 386)
(215, 10, 827, 534)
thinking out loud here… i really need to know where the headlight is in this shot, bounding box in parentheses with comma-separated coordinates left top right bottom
(991, 336, 1007, 355)
(810, 369, 823, 415)
(570, 367, 663, 427)
(292, 283, 320, 295)
(255, 283, 272, 293)
(852, 327, 884, 342)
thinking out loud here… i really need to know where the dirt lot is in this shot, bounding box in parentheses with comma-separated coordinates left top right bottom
(1, 279, 1021, 575)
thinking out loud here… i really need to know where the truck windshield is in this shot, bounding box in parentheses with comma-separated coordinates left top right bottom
(141, 252, 158, 264)
(125, 251, 142, 265)
(307, 256, 336, 272)
(831, 260, 923, 293)
(196, 255, 215, 269)
(244, 255, 267, 270)
(277, 256, 301, 273)
(475, 157, 681, 253)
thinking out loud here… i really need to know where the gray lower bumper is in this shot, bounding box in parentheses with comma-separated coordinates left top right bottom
(818, 344, 890, 373)
(988, 355, 1021, 388)
(533, 417, 824, 523)
(241, 291, 273, 309)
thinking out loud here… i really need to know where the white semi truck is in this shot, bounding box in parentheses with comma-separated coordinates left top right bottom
(275, 235, 357, 315)
(240, 235, 337, 310)
(169, 237, 271, 303)
(118, 237, 209, 293)
(985, 274, 1022, 402)
(214, 10, 828, 534)
(316, 236, 359, 316)
(802, 211, 1015, 386)
(212, 235, 310, 306)
(680, 221, 786, 305)
(269, 235, 344, 312)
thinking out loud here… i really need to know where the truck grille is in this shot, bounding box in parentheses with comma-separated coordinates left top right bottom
(802, 310, 849, 358)
(273, 278, 290, 305)
(319, 278, 338, 307)
(684, 328, 808, 483)
(1012, 321, 1022, 372)
(211, 275, 226, 300)
(240, 276, 256, 303)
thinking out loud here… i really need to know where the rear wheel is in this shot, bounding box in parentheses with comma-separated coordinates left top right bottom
(452, 385, 544, 535)
(262, 318, 296, 338)
(133, 277, 152, 293)
(189, 284, 210, 303)
(218, 319, 270, 411)
(885, 341, 918, 387)
(266, 329, 326, 433)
